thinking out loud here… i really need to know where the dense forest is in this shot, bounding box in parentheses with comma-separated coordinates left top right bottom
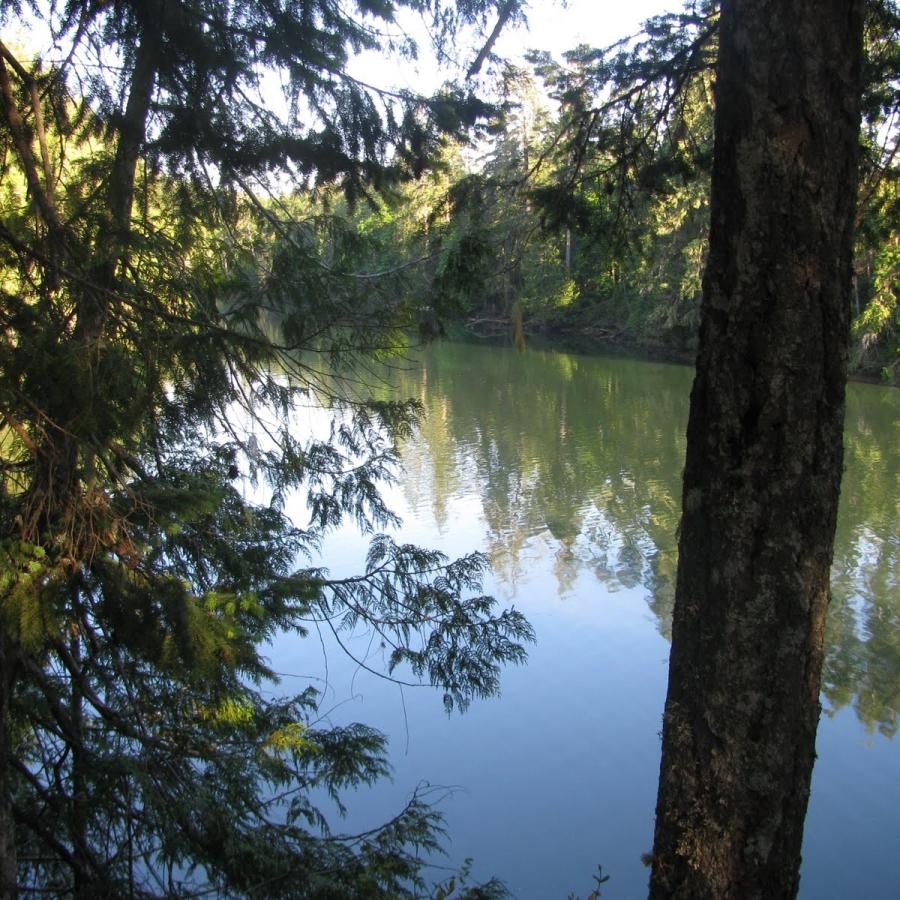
(325, 1, 899, 379)
(0, 0, 896, 897)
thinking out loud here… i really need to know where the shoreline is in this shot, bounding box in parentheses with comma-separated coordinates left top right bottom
(455, 321, 898, 387)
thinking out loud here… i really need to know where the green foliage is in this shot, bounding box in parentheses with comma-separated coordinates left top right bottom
(522, 0, 718, 333)
(362, 0, 898, 368)
(524, 0, 897, 365)
(853, 235, 900, 379)
(0, 1, 533, 895)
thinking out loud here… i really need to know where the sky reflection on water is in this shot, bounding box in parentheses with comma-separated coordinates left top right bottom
(268, 341, 899, 898)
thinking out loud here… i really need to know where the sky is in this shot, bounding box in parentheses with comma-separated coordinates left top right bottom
(4, 1, 677, 105)
(349, 0, 676, 95)
(3, 0, 677, 167)
(496, 0, 676, 59)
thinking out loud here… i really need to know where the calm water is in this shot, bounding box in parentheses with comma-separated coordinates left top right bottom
(269, 341, 899, 899)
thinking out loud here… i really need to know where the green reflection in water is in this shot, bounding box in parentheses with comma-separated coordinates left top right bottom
(380, 341, 898, 737)
(826, 384, 900, 736)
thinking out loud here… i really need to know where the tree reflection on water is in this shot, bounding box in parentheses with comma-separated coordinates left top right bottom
(385, 341, 898, 736)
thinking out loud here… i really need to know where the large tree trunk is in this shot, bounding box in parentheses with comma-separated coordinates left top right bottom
(649, 3, 865, 898)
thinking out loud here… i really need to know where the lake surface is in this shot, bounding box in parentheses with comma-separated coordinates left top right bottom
(269, 341, 899, 899)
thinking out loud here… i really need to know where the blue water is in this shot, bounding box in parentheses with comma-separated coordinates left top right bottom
(268, 342, 899, 898)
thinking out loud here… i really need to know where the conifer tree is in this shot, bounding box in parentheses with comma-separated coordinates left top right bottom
(0, 1, 530, 896)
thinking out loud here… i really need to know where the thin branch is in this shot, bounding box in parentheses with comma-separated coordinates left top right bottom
(466, 0, 518, 80)
(0, 42, 64, 237)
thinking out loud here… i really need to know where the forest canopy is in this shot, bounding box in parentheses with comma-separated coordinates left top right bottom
(334, 0, 898, 378)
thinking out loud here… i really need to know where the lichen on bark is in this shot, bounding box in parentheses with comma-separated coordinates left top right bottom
(649, 2, 866, 898)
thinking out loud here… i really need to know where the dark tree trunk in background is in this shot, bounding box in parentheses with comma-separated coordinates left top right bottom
(649, 3, 865, 898)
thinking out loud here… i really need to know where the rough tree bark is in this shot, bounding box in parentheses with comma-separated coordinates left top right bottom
(649, 3, 865, 898)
